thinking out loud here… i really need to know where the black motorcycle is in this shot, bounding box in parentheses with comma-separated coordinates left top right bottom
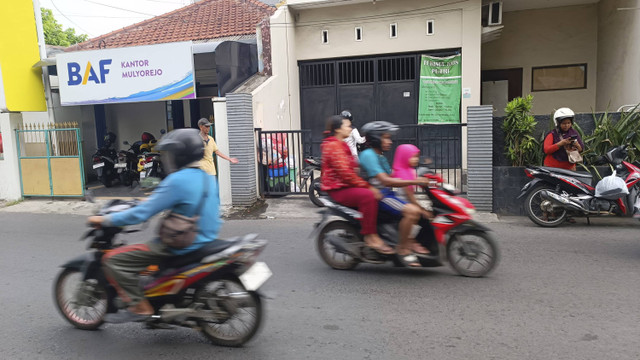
(301, 157, 325, 207)
(54, 199, 272, 347)
(115, 140, 142, 186)
(92, 132, 118, 187)
(518, 134, 640, 227)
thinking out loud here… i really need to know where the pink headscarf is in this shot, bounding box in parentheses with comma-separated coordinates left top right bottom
(392, 144, 420, 190)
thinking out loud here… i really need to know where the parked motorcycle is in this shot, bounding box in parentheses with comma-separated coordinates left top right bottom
(311, 169, 499, 277)
(519, 135, 640, 227)
(53, 199, 271, 347)
(138, 151, 165, 185)
(301, 157, 325, 207)
(91, 132, 118, 187)
(115, 140, 142, 186)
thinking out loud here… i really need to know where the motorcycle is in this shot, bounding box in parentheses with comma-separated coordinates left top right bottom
(115, 140, 142, 186)
(301, 157, 325, 207)
(311, 169, 499, 277)
(54, 199, 272, 347)
(92, 133, 118, 187)
(518, 136, 640, 227)
(138, 152, 165, 189)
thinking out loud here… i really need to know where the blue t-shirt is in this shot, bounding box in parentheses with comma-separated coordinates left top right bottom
(105, 168, 221, 255)
(359, 148, 392, 189)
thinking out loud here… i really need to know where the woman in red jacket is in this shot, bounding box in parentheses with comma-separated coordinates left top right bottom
(321, 115, 394, 254)
(543, 107, 584, 171)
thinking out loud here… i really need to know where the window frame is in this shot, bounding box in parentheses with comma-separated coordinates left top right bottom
(531, 63, 588, 92)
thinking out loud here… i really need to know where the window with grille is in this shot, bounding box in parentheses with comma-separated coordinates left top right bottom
(378, 57, 416, 82)
(338, 60, 374, 84)
(300, 63, 335, 87)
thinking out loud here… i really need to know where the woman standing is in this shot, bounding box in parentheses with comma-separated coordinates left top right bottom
(321, 115, 393, 254)
(543, 107, 584, 171)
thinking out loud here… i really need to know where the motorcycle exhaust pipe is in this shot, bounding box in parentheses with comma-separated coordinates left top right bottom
(540, 190, 588, 214)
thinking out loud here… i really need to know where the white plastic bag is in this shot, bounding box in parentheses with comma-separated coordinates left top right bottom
(595, 171, 629, 200)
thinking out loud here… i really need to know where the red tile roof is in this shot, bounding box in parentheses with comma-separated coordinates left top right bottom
(67, 0, 275, 51)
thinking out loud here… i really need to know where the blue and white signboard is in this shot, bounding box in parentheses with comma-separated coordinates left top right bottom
(57, 42, 195, 106)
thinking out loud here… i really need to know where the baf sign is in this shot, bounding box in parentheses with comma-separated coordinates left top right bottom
(57, 42, 196, 106)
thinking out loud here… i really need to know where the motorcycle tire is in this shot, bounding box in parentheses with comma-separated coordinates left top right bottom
(316, 221, 361, 270)
(195, 278, 263, 347)
(54, 268, 107, 330)
(524, 185, 567, 227)
(447, 230, 499, 278)
(119, 172, 132, 187)
(309, 177, 324, 207)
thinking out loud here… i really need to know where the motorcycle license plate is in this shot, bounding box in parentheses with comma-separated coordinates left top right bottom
(239, 262, 272, 291)
(114, 163, 127, 168)
(144, 162, 153, 169)
(92, 162, 104, 169)
(139, 171, 146, 179)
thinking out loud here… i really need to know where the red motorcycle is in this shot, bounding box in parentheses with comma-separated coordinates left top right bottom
(311, 170, 499, 277)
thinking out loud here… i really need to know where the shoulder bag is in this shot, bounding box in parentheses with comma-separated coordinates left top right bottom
(158, 173, 209, 249)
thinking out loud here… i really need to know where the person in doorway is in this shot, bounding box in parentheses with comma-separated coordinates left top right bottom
(88, 129, 221, 323)
(321, 115, 393, 255)
(341, 110, 366, 160)
(543, 108, 584, 171)
(359, 121, 431, 267)
(197, 118, 238, 176)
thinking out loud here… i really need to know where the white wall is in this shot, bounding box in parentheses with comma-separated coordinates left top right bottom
(0, 113, 23, 201)
(596, 0, 640, 111)
(104, 101, 167, 150)
(481, 4, 598, 115)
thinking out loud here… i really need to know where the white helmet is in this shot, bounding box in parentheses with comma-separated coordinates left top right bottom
(554, 107, 575, 125)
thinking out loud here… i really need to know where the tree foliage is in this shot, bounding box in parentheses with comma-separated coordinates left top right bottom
(41, 8, 88, 46)
(502, 95, 541, 166)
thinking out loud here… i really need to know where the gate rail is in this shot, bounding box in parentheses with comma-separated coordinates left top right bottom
(16, 122, 85, 197)
(255, 128, 312, 196)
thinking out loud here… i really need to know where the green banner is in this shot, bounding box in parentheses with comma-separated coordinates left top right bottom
(418, 54, 461, 124)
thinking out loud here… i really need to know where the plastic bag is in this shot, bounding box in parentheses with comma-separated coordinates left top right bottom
(595, 171, 629, 200)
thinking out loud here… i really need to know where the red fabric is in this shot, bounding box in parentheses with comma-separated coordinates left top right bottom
(321, 136, 369, 190)
(543, 133, 576, 170)
(328, 187, 378, 235)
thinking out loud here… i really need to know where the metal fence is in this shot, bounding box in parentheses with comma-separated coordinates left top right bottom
(255, 129, 313, 196)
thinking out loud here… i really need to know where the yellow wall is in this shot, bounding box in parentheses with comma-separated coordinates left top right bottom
(0, 1, 46, 112)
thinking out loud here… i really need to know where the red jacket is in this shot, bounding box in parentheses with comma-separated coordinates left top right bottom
(321, 136, 369, 191)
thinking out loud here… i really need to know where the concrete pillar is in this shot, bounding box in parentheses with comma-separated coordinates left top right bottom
(0, 112, 24, 200)
(213, 97, 232, 206)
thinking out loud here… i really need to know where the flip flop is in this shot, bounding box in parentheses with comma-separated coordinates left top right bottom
(411, 244, 431, 255)
(365, 241, 396, 255)
(398, 253, 421, 268)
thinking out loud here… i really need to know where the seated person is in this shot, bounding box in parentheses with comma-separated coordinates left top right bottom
(321, 115, 393, 255)
(359, 121, 431, 267)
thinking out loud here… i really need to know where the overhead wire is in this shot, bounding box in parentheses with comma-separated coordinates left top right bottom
(83, 0, 160, 17)
(50, 0, 94, 37)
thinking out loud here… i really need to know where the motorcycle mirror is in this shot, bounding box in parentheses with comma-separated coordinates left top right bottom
(123, 140, 129, 145)
(160, 129, 166, 135)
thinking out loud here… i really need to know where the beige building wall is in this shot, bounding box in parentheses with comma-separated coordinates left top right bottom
(481, 4, 598, 115)
(596, 0, 640, 111)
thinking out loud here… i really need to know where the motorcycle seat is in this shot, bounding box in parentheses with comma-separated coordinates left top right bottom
(160, 239, 237, 270)
(539, 166, 593, 185)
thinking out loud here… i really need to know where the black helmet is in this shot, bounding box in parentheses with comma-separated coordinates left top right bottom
(155, 129, 204, 173)
(340, 110, 353, 121)
(361, 121, 398, 149)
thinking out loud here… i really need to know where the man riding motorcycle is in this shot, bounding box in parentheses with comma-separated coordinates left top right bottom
(88, 128, 221, 323)
(359, 121, 432, 267)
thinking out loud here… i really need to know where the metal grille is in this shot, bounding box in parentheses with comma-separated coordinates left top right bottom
(300, 62, 335, 87)
(338, 60, 374, 84)
(378, 57, 416, 82)
(227, 94, 258, 206)
(467, 106, 493, 211)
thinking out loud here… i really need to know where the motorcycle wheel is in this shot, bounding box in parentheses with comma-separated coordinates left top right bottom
(309, 177, 324, 207)
(316, 222, 361, 270)
(447, 230, 500, 278)
(54, 268, 107, 330)
(525, 185, 567, 227)
(195, 279, 263, 347)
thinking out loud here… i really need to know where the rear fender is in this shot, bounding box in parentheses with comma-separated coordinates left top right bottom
(516, 179, 544, 199)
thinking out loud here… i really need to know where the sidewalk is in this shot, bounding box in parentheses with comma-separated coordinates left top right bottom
(0, 194, 502, 223)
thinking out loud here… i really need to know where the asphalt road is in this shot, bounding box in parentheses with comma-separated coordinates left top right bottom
(1, 212, 639, 360)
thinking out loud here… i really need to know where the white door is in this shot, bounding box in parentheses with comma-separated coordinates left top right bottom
(481, 80, 509, 117)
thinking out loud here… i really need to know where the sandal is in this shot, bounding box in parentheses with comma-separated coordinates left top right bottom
(411, 243, 430, 255)
(398, 253, 421, 268)
(364, 240, 395, 255)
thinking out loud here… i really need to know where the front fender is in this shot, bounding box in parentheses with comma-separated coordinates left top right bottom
(60, 253, 93, 271)
(450, 220, 491, 234)
(61, 252, 105, 282)
(516, 179, 544, 199)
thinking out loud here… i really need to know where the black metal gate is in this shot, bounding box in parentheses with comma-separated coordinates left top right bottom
(255, 128, 313, 196)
